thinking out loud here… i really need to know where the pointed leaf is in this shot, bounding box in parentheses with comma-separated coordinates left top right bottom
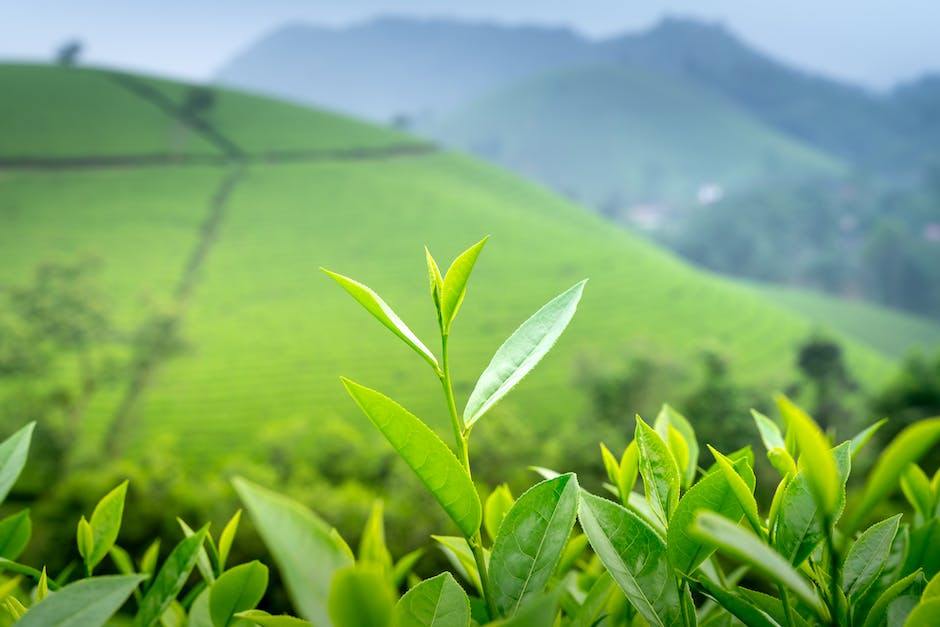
(426, 247, 444, 318)
(86, 481, 128, 572)
(490, 474, 579, 617)
(328, 565, 394, 627)
(752, 410, 786, 452)
(178, 518, 215, 585)
(691, 511, 825, 617)
(776, 395, 839, 516)
(901, 465, 933, 521)
(134, 525, 208, 627)
(0, 423, 33, 505)
(358, 501, 392, 574)
(17, 574, 146, 627)
(217, 510, 241, 573)
(233, 477, 353, 626)
(322, 269, 438, 370)
(578, 491, 680, 627)
(842, 514, 901, 600)
(395, 572, 470, 627)
(0, 510, 30, 560)
(484, 484, 514, 543)
(903, 598, 940, 627)
(695, 577, 780, 627)
(656, 404, 699, 488)
(234, 610, 312, 626)
(618, 441, 639, 503)
(709, 447, 762, 535)
(464, 280, 586, 428)
(392, 548, 425, 588)
(851, 419, 888, 459)
(668, 453, 755, 575)
(432, 536, 482, 595)
(635, 416, 680, 523)
(440, 237, 487, 332)
(342, 379, 481, 537)
(210, 560, 268, 627)
(846, 417, 940, 534)
(140, 539, 161, 580)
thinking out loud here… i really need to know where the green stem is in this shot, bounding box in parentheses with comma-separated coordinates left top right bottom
(778, 584, 796, 627)
(678, 579, 693, 627)
(823, 514, 841, 627)
(439, 333, 497, 618)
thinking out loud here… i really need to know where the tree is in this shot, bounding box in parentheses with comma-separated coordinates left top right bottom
(55, 40, 83, 66)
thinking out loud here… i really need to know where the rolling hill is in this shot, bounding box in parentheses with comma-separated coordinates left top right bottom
(0, 64, 896, 463)
(420, 65, 845, 210)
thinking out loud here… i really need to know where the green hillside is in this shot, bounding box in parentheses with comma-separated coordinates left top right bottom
(754, 284, 940, 359)
(422, 66, 845, 211)
(0, 64, 889, 461)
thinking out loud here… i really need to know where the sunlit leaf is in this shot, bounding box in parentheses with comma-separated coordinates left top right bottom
(233, 610, 312, 626)
(0, 423, 34, 506)
(84, 481, 128, 573)
(440, 237, 488, 333)
(0, 510, 30, 560)
(134, 525, 208, 627)
(395, 572, 470, 627)
(776, 395, 839, 516)
(464, 280, 586, 428)
(18, 574, 146, 627)
(358, 501, 392, 575)
(328, 565, 395, 627)
(209, 560, 268, 627)
(656, 404, 698, 488)
(484, 484, 514, 543)
(217, 510, 241, 573)
(842, 514, 901, 601)
(342, 379, 481, 537)
(635, 416, 680, 524)
(850, 419, 887, 459)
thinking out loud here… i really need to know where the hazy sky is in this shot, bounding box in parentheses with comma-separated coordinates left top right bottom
(1, 1, 938, 89)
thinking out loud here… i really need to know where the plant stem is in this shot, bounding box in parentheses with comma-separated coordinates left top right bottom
(678, 579, 693, 627)
(439, 332, 498, 618)
(778, 584, 796, 627)
(823, 514, 842, 627)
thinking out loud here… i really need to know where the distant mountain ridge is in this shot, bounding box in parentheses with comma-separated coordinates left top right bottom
(214, 15, 935, 170)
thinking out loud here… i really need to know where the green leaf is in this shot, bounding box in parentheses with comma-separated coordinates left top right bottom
(691, 511, 826, 618)
(358, 501, 392, 574)
(85, 480, 128, 573)
(668, 453, 756, 575)
(0, 422, 34, 505)
(903, 519, 940, 579)
(134, 525, 208, 627)
(752, 410, 797, 476)
(0, 510, 30, 560)
(342, 379, 482, 537)
(903, 598, 940, 627)
(694, 577, 779, 627)
(846, 417, 940, 534)
(178, 517, 215, 585)
(635, 416, 680, 524)
(328, 565, 395, 627)
(234, 609, 312, 626)
(484, 484, 514, 543)
(490, 474, 579, 617)
(776, 395, 839, 516)
(842, 514, 902, 601)
(655, 404, 699, 488)
(392, 548, 425, 588)
(209, 561, 269, 627)
(395, 572, 470, 627)
(432, 536, 482, 595)
(925, 571, 940, 600)
(709, 447, 762, 535)
(17, 574, 146, 627)
(486, 593, 557, 626)
(426, 247, 444, 318)
(901, 464, 933, 521)
(463, 280, 586, 428)
(140, 539, 161, 580)
(851, 419, 888, 459)
(599, 444, 620, 488)
(618, 441, 639, 504)
(440, 236, 488, 332)
(322, 269, 438, 370)
(578, 491, 680, 627)
(569, 572, 615, 627)
(217, 510, 241, 573)
(233, 477, 353, 627)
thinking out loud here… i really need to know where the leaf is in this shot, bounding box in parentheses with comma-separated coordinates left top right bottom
(392, 548, 425, 588)
(0, 422, 34, 505)
(776, 395, 839, 516)
(209, 561, 269, 627)
(217, 510, 241, 573)
(322, 269, 438, 370)
(842, 514, 902, 601)
(484, 484, 514, 543)
(490, 474, 579, 617)
(342, 379, 481, 537)
(140, 539, 161, 580)
(17, 574, 146, 627)
(903, 598, 940, 627)
(851, 419, 888, 459)
(134, 525, 209, 627)
(635, 416, 680, 524)
(486, 593, 557, 626)
(463, 280, 586, 428)
(432, 536, 482, 595)
(752, 409, 786, 452)
(578, 491, 680, 627)
(569, 572, 615, 627)
(709, 447, 762, 535)
(655, 404, 699, 488)
(440, 237, 488, 333)
(846, 417, 940, 534)
(0, 510, 30, 560)
(328, 565, 395, 627)
(668, 453, 756, 575)
(234, 609, 312, 626)
(178, 518, 215, 585)
(426, 247, 444, 317)
(691, 511, 825, 618)
(694, 577, 779, 627)
(901, 464, 933, 521)
(395, 572, 470, 627)
(233, 477, 353, 626)
(85, 481, 128, 573)
(925, 571, 940, 600)
(36, 567, 48, 601)
(599, 444, 620, 488)
(618, 441, 639, 504)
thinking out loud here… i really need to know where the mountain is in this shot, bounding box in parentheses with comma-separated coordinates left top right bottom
(0, 64, 896, 461)
(421, 65, 844, 211)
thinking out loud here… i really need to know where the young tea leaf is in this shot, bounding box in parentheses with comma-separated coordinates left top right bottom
(0, 510, 30, 560)
(842, 514, 901, 601)
(463, 280, 586, 428)
(394, 572, 470, 627)
(656, 404, 699, 488)
(484, 484, 514, 543)
(17, 574, 146, 627)
(440, 236, 488, 333)
(635, 416, 680, 524)
(233, 477, 353, 626)
(490, 474, 579, 617)
(850, 419, 888, 459)
(328, 565, 395, 627)
(432, 535, 482, 595)
(426, 246, 444, 319)
(134, 525, 209, 627)
(900, 464, 933, 522)
(694, 577, 779, 627)
(776, 395, 839, 516)
(0, 423, 34, 506)
(178, 517, 215, 585)
(217, 510, 241, 573)
(342, 379, 482, 537)
(578, 491, 680, 627)
(85, 481, 128, 573)
(209, 560, 269, 627)
(358, 501, 392, 574)
(619, 441, 639, 504)
(234, 610, 313, 626)
(322, 269, 439, 370)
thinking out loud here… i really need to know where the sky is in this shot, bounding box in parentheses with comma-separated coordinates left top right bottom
(1, 0, 938, 90)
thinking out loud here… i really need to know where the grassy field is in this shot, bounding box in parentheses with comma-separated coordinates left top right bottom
(0, 64, 898, 462)
(422, 65, 845, 210)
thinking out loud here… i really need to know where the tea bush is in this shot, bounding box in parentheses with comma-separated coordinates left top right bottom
(0, 239, 937, 626)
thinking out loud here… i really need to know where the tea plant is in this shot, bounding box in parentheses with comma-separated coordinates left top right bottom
(0, 239, 938, 626)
